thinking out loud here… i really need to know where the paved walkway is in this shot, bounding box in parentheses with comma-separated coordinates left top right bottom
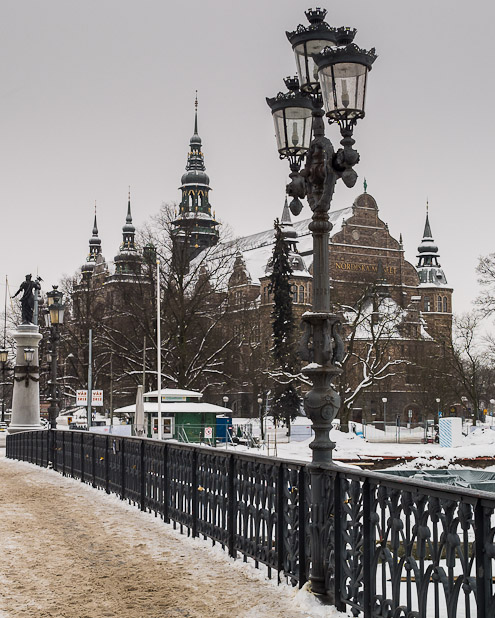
(0, 450, 338, 618)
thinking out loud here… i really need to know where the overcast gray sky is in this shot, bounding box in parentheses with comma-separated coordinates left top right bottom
(1, 0, 494, 315)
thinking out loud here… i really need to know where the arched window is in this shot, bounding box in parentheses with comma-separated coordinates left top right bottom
(292, 285, 298, 303)
(424, 296, 431, 312)
(443, 296, 448, 312)
(437, 296, 442, 312)
(299, 286, 305, 303)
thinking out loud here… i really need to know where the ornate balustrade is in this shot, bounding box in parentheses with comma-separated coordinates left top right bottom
(6, 430, 495, 617)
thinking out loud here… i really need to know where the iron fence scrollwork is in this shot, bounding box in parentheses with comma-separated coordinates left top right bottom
(6, 430, 495, 617)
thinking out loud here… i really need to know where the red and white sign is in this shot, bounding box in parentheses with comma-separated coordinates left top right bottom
(204, 427, 213, 439)
(91, 390, 103, 407)
(76, 390, 88, 405)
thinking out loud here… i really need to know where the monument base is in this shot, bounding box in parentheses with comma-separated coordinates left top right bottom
(8, 323, 43, 435)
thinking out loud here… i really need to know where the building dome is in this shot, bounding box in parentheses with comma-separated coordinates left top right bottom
(181, 169, 210, 186)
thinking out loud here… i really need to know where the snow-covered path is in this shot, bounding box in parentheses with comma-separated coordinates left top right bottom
(0, 450, 346, 618)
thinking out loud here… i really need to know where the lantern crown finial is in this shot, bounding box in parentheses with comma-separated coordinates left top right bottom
(283, 76, 300, 92)
(305, 7, 327, 24)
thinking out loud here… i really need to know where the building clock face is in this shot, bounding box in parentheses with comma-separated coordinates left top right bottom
(352, 230, 360, 241)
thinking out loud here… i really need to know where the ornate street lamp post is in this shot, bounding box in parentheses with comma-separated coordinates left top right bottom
(267, 8, 376, 597)
(0, 348, 8, 423)
(45, 286, 65, 430)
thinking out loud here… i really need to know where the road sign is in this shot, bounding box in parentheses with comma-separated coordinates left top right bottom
(76, 390, 88, 405)
(204, 427, 213, 438)
(91, 390, 103, 406)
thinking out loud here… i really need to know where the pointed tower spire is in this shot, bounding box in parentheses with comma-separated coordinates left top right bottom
(113, 188, 142, 277)
(194, 90, 198, 135)
(416, 205, 448, 285)
(127, 188, 132, 225)
(279, 196, 298, 252)
(89, 201, 102, 260)
(172, 94, 219, 261)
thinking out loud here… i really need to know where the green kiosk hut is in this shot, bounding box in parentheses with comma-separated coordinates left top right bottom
(115, 388, 231, 442)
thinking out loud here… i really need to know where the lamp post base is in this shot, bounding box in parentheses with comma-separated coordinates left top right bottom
(8, 324, 42, 435)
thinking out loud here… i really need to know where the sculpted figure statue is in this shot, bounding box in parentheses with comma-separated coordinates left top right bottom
(12, 275, 41, 324)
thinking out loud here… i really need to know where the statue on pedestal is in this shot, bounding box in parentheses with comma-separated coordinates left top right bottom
(12, 275, 41, 324)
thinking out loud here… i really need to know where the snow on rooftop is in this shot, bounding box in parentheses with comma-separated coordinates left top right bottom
(144, 388, 203, 399)
(114, 402, 230, 415)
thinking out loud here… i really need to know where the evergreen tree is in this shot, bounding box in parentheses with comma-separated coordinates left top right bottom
(269, 219, 300, 428)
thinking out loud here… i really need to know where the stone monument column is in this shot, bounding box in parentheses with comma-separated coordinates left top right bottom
(8, 324, 43, 434)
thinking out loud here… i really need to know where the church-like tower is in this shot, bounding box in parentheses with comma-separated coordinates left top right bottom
(113, 189, 142, 277)
(416, 208, 452, 339)
(81, 209, 102, 282)
(172, 96, 219, 261)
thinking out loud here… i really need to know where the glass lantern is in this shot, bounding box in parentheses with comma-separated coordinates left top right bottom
(47, 285, 63, 307)
(286, 8, 340, 94)
(24, 347, 35, 364)
(316, 44, 377, 125)
(266, 78, 314, 161)
(49, 301, 65, 326)
(0, 349, 8, 364)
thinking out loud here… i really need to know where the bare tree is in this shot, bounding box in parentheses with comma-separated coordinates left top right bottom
(336, 287, 412, 430)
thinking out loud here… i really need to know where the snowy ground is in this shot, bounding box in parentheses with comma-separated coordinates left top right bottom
(0, 447, 348, 618)
(226, 422, 495, 470)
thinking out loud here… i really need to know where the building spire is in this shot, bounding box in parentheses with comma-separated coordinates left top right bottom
(194, 90, 198, 135)
(126, 186, 132, 224)
(121, 187, 136, 250)
(173, 96, 219, 261)
(88, 201, 102, 261)
(416, 206, 448, 285)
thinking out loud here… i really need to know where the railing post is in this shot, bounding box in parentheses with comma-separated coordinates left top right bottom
(163, 444, 169, 523)
(333, 470, 345, 612)
(308, 464, 330, 596)
(227, 453, 235, 558)
(71, 431, 74, 478)
(51, 430, 56, 470)
(298, 466, 307, 588)
(62, 431, 66, 474)
(277, 464, 285, 582)
(140, 439, 146, 511)
(120, 438, 125, 500)
(92, 433, 96, 488)
(475, 499, 490, 618)
(363, 479, 373, 618)
(105, 435, 110, 494)
(191, 448, 198, 538)
(80, 432, 84, 483)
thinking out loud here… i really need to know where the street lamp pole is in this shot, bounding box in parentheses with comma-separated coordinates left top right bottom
(45, 286, 65, 430)
(382, 397, 388, 433)
(257, 395, 265, 441)
(267, 8, 376, 597)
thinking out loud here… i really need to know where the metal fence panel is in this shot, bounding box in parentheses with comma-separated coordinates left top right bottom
(7, 430, 495, 617)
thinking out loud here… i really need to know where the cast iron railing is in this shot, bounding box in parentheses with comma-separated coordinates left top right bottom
(6, 429, 495, 617)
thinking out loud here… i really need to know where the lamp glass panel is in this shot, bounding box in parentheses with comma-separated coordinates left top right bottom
(0, 349, 8, 363)
(49, 305, 60, 325)
(24, 348, 34, 363)
(273, 107, 312, 156)
(319, 62, 368, 119)
(294, 40, 335, 93)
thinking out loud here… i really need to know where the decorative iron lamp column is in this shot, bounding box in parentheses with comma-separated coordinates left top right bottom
(46, 286, 65, 430)
(0, 348, 8, 423)
(267, 8, 376, 598)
